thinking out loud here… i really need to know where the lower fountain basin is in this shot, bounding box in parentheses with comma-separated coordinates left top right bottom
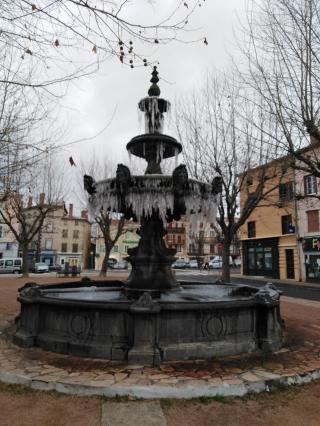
(14, 280, 283, 366)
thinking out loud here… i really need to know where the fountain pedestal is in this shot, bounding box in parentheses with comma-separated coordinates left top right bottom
(124, 212, 180, 298)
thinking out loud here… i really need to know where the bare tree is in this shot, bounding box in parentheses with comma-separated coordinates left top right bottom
(0, 154, 65, 276)
(242, 0, 320, 177)
(175, 74, 286, 282)
(0, 1, 202, 89)
(78, 153, 132, 276)
(96, 212, 127, 277)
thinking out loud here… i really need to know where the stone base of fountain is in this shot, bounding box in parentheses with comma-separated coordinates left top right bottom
(14, 280, 282, 366)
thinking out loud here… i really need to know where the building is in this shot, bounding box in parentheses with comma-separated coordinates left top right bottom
(164, 218, 188, 260)
(294, 145, 320, 282)
(95, 219, 140, 270)
(240, 159, 299, 280)
(27, 197, 91, 269)
(0, 201, 19, 258)
(187, 219, 240, 263)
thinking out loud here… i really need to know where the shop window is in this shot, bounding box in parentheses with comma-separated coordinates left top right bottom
(307, 210, 320, 232)
(304, 175, 317, 195)
(61, 243, 67, 252)
(72, 243, 78, 253)
(281, 215, 294, 234)
(279, 182, 293, 203)
(247, 221, 256, 238)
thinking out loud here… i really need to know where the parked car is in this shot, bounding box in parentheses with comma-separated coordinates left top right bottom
(208, 256, 233, 269)
(232, 257, 241, 267)
(0, 258, 23, 274)
(172, 259, 189, 269)
(112, 260, 128, 270)
(107, 258, 118, 269)
(189, 259, 199, 269)
(33, 262, 49, 273)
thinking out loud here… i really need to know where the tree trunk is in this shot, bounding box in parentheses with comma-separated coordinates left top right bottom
(221, 239, 231, 283)
(21, 243, 29, 277)
(100, 247, 112, 277)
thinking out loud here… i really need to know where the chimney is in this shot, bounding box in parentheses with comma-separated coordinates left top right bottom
(39, 193, 45, 207)
(69, 203, 73, 218)
(28, 196, 33, 208)
(81, 209, 88, 220)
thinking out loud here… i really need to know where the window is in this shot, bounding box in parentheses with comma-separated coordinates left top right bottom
(61, 243, 67, 252)
(45, 239, 53, 250)
(113, 245, 118, 253)
(124, 245, 129, 253)
(73, 230, 79, 239)
(72, 243, 78, 253)
(279, 182, 293, 203)
(0, 226, 2, 238)
(176, 244, 182, 252)
(210, 230, 215, 237)
(46, 223, 53, 232)
(199, 231, 205, 239)
(304, 175, 317, 195)
(210, 244, 215, 253)
(307, 210, 320, 232)
(248, 221, 256, 238)
(62, 229, 68, 238)
(246, 175, 253, 186)
(75, 220, 79, 226)
(14, 259, 21, 266)
(177, 235, 181, 243)
(281, 215, 293, 234)
(5, 260, 13, 266)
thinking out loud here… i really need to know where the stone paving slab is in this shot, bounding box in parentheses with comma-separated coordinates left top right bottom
(101, 401, 167, 426)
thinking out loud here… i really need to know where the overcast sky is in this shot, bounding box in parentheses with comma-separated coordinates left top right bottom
(59, 0, 248, 206)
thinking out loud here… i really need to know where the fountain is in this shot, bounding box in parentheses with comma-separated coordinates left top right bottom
(14, 68, 282, 366)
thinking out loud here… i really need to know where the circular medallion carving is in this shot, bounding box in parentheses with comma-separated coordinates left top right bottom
(69, 314, 91, 338)
(206, 317, 223, 337)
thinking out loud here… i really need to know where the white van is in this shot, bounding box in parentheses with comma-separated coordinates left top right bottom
(0, 258, 23, 274)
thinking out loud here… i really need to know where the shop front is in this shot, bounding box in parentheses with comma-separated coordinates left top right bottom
(304, 237, 320, 281)
(242, 238, 279, 278)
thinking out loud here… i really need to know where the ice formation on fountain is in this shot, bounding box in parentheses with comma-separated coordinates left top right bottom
(87, 65, 219, 227)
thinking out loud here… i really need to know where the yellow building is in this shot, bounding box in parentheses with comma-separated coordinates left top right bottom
(95, 220, 140, 270)
(240, 160, 299, 281)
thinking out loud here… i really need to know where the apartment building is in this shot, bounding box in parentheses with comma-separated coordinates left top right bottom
(27, 198, 91, 269)
(240, 158, 298, 280)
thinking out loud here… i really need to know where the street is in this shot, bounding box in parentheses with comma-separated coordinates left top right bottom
(175, 269, 320, 301)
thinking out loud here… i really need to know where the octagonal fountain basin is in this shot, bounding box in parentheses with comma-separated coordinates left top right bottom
(14, 280, 283, 366)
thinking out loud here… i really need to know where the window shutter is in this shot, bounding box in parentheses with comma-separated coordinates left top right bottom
(307, 210, 319, 232)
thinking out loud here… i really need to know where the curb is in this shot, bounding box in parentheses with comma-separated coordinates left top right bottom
(1, 368, 320, 399)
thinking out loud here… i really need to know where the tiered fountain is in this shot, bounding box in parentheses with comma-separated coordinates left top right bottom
(14, 68, 282, 366)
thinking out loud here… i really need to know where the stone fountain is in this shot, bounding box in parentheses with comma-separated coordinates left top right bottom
(14, 68, 283, 366)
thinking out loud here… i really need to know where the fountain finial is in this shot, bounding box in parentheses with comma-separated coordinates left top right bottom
(148, 66, 161, 97)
